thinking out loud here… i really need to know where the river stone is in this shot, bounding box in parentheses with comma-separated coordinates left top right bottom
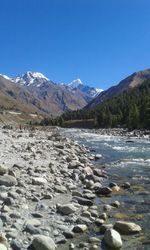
(73, 224, 87, 233)
(114, 221, 142, 234)
(0, 166, 8, 175)
(0, 175, 17, 187)
(96, 187, 112, 195)
(57, 204, 77, 215)
(25, 219, 41, 227)
(104, 229, 122, 249)
(32, 235, 55, 250)
(32, 177, 47, 185)
(73, 196, 93, 206)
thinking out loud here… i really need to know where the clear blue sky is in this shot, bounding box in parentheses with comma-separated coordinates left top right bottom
(0, 0, 150, 89)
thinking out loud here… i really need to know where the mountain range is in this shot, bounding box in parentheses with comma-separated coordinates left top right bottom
(0, 72, 102, 115)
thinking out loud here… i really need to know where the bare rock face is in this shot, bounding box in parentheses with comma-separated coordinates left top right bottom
(114, 221, 142, 234)
(32, 235, 56, 250)
(0, 175, 17, 186)
(104, 229, 122, 249)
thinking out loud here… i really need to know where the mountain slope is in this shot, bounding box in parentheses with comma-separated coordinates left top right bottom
(86, 68, 150, 108)
(0, 76, 42, 113)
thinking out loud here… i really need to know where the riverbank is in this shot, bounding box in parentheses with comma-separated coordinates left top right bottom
(0, 126, 145, 250)
(73, 128, 150, 139)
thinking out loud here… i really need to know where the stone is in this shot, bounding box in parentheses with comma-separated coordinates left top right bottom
(111, 201, 120, 208)
(0, 244, 7, 250)
(73, 196, 93, 206)
(0, 175, 17, 187)
(103, 204, 112, 211)
(96, 187, 112, 195)
(104, 229, 122, 249)
(24, 224, 42, 234)
(95, 154, 102, 160)
(0, 166, 8, 175)
(95, 219, 105, 226)
(10, 239, 23, 250)
(69, 243, 75, 249)
(114, 221, 142, 234)
(122, 182, 130, 189)
(25, 219, 41, 227)
(32, 177, 47, 185)
(99, 213, 107, 220)
(63, 230, 74, 239)
(73, 224, 87, 233)
(100, 224, 113, 233)
(32, 235, 55, 250)
(57, 204, 77, 215)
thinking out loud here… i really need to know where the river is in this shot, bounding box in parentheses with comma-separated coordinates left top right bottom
(62, 128, 150, 250)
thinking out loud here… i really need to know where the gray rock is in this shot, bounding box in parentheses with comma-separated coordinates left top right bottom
(0, 166, 8, 175)
(104, 229, 122, 248)
(73, 196, 93, 206)
(32, 235, 56, 250)
(114, 221, 142, 234)
(24, 224, 42, 234)
(96, 186, 112, 195)
(57, 204, 77, 215)
(73, 224, 87, 233)
(100, 224, 113, 233)
(11, 239, 23, 250)
(0, 175, 17, 187)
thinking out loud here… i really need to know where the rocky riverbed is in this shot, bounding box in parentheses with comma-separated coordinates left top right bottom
(0, 126, 144, 250)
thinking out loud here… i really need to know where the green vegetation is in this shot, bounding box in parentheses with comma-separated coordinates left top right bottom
(40, 80, 150, 129)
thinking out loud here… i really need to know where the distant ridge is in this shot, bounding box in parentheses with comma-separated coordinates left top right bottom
(86, 68, 150, 108)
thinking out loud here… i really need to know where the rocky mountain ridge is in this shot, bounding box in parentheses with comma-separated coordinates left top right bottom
(86, 68, 150, 108)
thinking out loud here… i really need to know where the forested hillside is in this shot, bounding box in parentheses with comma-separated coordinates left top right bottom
(41, 80, 150, 129)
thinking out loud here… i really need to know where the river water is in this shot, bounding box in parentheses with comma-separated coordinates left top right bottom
(63, 128, 150, 250)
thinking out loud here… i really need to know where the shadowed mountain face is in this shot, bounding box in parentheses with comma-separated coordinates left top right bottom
(86, 69, 150, 108)
(0, 72, 102, 115)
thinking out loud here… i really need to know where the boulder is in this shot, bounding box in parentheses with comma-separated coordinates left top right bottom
(0, 166, 8, 175)
(104, 229, 122, 249)
(0, 175, 17, 187)
(96, 187, 112, 195)
(57, 204, 77, 215)
(114, 221, 142, 234)
(32, 177, 47, 185)
(73, 224, 87, 233)
(73, 196, 93, 206)
(32, 235, 55, 250)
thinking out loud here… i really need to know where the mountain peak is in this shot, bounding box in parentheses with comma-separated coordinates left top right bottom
(68, 79, 83, 88)
(15, 71, 49, 86)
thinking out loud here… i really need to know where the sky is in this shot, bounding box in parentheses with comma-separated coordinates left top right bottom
(0, 0, 150, 89)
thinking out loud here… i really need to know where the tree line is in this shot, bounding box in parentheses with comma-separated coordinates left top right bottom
(40, 80, 150, 129)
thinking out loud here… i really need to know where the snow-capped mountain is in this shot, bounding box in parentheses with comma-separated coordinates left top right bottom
(14, 71, 51, 87)
(0, 71, 103, 115)
(63, 78, 103, 98)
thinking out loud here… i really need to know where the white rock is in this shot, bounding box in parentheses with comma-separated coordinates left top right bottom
(32, 177, 47, 185)
(104, 229, 122, 249)
(0, 244, 7, 250)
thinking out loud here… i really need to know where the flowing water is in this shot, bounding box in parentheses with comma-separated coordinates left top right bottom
(62, 128, 150, 250)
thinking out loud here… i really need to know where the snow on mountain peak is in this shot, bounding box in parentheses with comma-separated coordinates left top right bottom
(14, 71, 50, 87)
(0, 74, 14, 82)
(68, 79, 83, 88)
